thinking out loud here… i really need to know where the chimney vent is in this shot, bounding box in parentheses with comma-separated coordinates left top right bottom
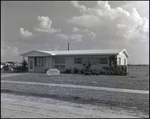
(68, 43, 69, 51)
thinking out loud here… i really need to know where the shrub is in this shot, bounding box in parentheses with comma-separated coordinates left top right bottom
(123, 72, 127, 76)
(124, 66, 127, 74)
(106, 71, 110, 75)
(82, 59, 91, 71)
(120, 71, 124, 76)
(89, 68, 93, 74)
(73, 67, 79, 73)
(65, 69, 72, 73)
(44, 68, 49, 72)
(84, 70, 91, 75)
(102, 67, 108, 70)
(80, 69, 85, 74)
(92, 69, 100, 75)
(110, 71, 115, 75)
(100, 69, 104, 74)
(13, 66, 23, 72)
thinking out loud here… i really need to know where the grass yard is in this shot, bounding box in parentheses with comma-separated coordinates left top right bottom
(1, 65, 149, 90)
(1, 65, 149, 116)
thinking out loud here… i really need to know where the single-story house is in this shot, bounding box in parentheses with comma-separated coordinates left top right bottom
(19, 49, 129, 72)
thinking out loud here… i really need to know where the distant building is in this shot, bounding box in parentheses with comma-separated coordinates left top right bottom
(20, 49, 129, 72)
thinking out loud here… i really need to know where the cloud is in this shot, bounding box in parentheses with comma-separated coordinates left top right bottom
(35, 16, 61, 34)
(67, 14, 102, 28)
(2, 46, 20, 57)
(70, 34, 83, 42)
(55, 34, 70, 40)
(89, 32, 96, 37)
(20, 27, 33, 37)
(55, 33, 83, 42)
(52, 44, 60, 51)
(68, 1, 149, 42)
(43, 44, 60, 51)
(11, 47, 20, 56)
(120, 1, 149, 19)
(72, 27, 96, 38)
(71, 1, 87, 14)
(72, 27, 89, 33)
(55, 26, 96, 42)
(43, 44, 52, 51)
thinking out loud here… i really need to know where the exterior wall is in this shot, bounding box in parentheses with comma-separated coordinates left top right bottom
(28, 57, 46, 72)
(117, 51, 127, 65)
(45, 57, 52, 69)
(52, 55, 111, 72)
(28, 52, 128, 72)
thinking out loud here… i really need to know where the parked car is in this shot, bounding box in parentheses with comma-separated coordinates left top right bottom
(1, 63, 5, 70)
(2, 65, 9, 71)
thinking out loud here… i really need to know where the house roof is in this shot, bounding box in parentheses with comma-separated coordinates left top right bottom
(20, 49, 129, 58)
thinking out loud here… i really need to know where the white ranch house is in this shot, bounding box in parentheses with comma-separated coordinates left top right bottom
(20, 49, 129, 72)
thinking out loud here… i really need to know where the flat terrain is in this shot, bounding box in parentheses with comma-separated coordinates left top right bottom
(1, 65, 149, 118)
(1, 65, 149, 90)
(2, 93, 147, 118)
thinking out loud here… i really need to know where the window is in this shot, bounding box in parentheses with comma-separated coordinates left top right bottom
(99, 58, 108, 64)
(118, 57, 121, 65)
(60, 65, 65, 69)
(30, 60, 33, 69)
(124, 59, 126, 65)
(54, 58, 65, 69)
(55, 58, 65, 64)
(35, 57, 43, 66)
(54, 65, 59, 69)
(74, 58, 82, 64)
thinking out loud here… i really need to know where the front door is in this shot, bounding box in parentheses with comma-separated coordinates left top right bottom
(29, 59, 34, 71)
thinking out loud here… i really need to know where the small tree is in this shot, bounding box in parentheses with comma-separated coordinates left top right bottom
(22, 59, 28, 71)
(82, 60, 91, 71)
(109, 55, 117, 68)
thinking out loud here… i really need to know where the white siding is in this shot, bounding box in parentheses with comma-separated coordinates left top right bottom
(117, 51, 128, 65)
(52, 55, 110, 71)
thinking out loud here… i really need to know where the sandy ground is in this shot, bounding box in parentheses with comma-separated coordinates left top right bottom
(1, 93, 148, 118)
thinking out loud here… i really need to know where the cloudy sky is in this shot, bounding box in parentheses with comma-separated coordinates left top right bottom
(1, 1, 149, 64)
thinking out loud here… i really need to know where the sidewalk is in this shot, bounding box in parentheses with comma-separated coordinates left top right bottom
(1, 80, 149, 94)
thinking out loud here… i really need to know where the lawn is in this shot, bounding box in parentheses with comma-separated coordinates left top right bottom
(1, 65, 149, 116)
(1, 65, 149, 90)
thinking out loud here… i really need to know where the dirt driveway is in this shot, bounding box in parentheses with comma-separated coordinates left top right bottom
(2, 93, 147, 118)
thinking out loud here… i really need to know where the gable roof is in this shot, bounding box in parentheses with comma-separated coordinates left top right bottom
(20, 49, 129, 58)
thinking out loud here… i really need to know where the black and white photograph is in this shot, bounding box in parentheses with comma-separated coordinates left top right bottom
(1, 1, 149, 118)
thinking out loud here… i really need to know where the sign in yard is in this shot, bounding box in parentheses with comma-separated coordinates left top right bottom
(47, 69, 60, 75)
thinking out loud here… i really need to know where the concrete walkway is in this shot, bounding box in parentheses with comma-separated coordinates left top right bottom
(1, 80, 149, 95)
